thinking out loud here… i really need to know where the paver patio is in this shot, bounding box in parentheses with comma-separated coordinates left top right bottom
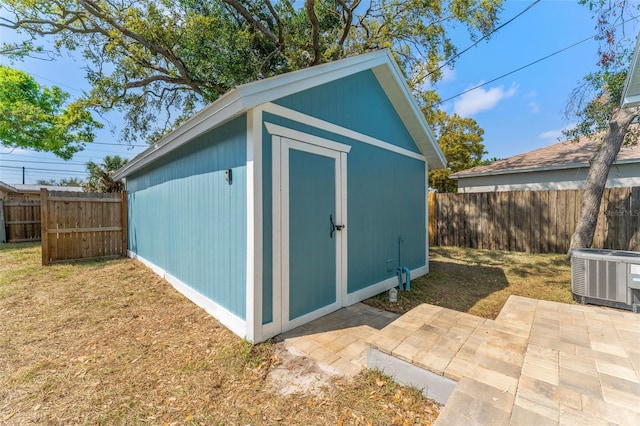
(279, 296, 640, 425)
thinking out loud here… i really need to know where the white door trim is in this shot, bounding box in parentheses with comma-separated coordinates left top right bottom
(271, 134, 348, 335)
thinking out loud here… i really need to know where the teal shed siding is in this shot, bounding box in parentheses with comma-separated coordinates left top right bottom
(262, 68, 427, 323)
(127, 116, 248, 319)
(274, 70, 419, 154)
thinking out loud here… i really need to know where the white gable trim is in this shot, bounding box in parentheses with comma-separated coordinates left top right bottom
(263, 102, 424, 161)
(115, 49, 445, 179)
(622, 32, 640, 108)
(264, 122, 353, 153)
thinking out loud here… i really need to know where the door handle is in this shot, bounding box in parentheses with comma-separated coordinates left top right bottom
(330, 214, 345, 238)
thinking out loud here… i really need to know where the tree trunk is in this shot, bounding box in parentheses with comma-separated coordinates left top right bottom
(568, 106, 638, 256)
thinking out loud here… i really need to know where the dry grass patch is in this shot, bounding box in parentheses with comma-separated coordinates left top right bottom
(365, 246, 573, 319)
(1, 243, 440, 425)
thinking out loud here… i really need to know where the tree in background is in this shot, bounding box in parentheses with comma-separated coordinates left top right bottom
(84, 155, 128, 193)
(425, 107, 487, 192)
(35, 177, 84, 187)
(0, 0, 503, 144)
(566, 0, 639, 252)
(0, 65, 102, 159)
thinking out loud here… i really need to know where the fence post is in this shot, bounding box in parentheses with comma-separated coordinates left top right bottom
(40, 189, 49, 265)
(120, 191, 128, 257)
(428, 193, 436, 246)
(0, 199, 5, 243)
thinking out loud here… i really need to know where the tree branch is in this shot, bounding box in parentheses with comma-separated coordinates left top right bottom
(263, 0, 284, 47)
(305, 0, 321, 65)
(222, 0, 279, 44)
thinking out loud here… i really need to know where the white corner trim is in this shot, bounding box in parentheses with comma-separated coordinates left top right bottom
(263, 102, 425, 162)
(127, 251, 248, 341)
(264, 121, 352, 153)
(246, 106, 264, 343)
(345, 265, 428, 306)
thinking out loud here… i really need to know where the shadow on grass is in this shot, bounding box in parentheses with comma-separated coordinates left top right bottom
(365, 260, 509, 317)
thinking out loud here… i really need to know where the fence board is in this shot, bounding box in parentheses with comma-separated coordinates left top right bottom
(428, 187, 640, 254)
(40, 189, 127, 265)
(2, 198, 41, 242)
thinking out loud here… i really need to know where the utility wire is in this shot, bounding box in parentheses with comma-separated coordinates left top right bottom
(1, 165, 90, 174)
(0, 159, 88, 166)
(435, 15, 640, 107)
(416, 0, 541, 86)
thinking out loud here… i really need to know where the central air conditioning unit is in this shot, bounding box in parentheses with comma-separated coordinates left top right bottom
(571, 248, 640, 313)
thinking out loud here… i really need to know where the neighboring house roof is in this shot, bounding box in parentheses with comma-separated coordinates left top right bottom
(450, 133, 640, 179)
(622, 32, 640, 108)
(11, 184, 84, 194)
(0, 181, 18, 194)
(114, 49, 446, 180)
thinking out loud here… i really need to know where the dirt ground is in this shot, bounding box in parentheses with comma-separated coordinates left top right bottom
(1, 243, 440, 425)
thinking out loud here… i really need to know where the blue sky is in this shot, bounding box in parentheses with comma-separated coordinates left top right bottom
(1, 0, 639, 184)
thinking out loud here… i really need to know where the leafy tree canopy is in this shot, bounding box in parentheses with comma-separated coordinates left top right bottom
(422, 100, 487, 192)
(84, 155, 128, 192)
(36, 177, 84, 186)
(0, 65, 102, 159)
(0, 0, 503, 143)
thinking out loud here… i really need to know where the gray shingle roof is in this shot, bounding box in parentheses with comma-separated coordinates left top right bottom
(450, 133, 640, 179)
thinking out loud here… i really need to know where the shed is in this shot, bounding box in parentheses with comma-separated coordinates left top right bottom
(450, 133, 640, 193)
(114, 50, 446, 343)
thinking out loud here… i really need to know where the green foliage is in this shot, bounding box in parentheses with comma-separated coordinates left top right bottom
(565, 1, 639, 142)
(0, 0, 504, 143)
(0, 65, 102, 159)
(35, 177, 84, 187)
(426, 108, 487, 192)
(84, 155, 128, 193)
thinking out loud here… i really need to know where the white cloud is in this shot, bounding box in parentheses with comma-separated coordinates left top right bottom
(528, 102, 540, 113)
(539, 123, 576, 141)
(539, 129, 563, 140)
(453, 83, 517, 116)
(440, 65, 456, 82)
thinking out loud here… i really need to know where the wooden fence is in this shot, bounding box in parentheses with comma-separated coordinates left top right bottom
(0, 199, 41, 243)
(428, 187, 640, 254)
(41, 189, 127, 265)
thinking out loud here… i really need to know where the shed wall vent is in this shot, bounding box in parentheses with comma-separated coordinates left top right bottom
(571, 249, 640, 313)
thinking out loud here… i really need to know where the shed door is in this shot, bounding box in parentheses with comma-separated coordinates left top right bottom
(273, 136, 347, 333)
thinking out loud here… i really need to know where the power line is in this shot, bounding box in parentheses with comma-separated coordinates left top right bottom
(418, 0, 541, 85)
(0, 158, 88, 166)
(435, 15, 640, 107)
(0, 165, 90, 174)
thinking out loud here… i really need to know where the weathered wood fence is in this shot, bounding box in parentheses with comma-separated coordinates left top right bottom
(41, 189, 127, 265)
(428, 187, 640, 254)
(0, 199, 41, 243)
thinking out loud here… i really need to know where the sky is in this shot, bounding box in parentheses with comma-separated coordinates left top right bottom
(1, 0, 639, 185)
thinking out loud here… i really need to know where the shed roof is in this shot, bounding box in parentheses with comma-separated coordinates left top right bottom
(622, 32, 640, 108)
(450, 132, 640, 179)
(115, 49, 445, 179)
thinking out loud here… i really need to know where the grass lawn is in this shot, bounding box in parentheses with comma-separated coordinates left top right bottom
(364, 246, 574, 319)
(0, 243, 438, 425)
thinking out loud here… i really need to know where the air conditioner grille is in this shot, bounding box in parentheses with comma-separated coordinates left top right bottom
(572, 257, 586, 296)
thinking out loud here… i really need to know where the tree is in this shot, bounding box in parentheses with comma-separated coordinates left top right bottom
(0, 0, 504, 143)
(36, 177, 84, 186)
(425, 108, 487, 192)
(58, 177, 84, 187)
(84, 155, 128, 193)
(0, 65, 102, 159)
(566, 0, 639, 253)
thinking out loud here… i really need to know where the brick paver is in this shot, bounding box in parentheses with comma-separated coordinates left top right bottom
(277, 296, 640, 424)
